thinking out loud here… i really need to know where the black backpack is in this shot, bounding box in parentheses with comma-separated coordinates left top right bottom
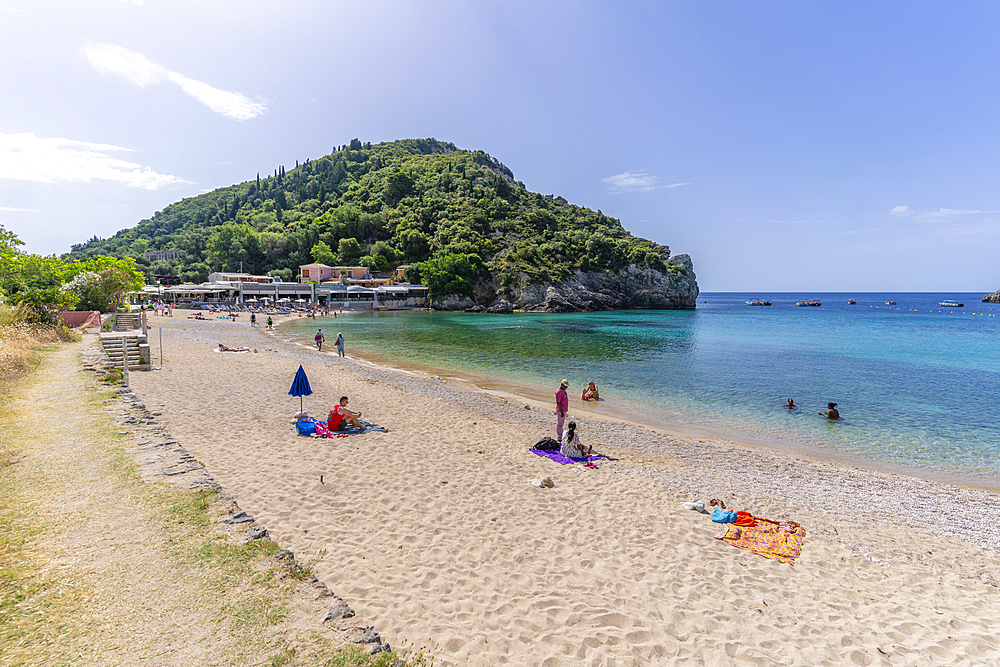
(534, 437, 560, 451)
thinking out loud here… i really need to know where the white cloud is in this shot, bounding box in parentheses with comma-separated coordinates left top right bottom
(0, 3, 26, 14)
(601, 171, 688, 193)
(0, 132, 191, 190)
(0, 206, 43, 212)
(82, 43, 266, 121)
(891, 205, 993, 224)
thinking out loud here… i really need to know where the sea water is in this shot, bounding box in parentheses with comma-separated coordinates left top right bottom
(284, 293, 1000, 488)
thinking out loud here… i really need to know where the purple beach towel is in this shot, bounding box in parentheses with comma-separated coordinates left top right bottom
(530, 449, 605, 465)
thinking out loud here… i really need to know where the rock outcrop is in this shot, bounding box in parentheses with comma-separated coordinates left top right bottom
(984, 290, 1000, 303)
(433, 254, 699, 312)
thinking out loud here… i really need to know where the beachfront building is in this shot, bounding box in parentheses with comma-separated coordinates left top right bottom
(207, 272, 277, 284)
(298, 264, 394, 288)
(299, 263, 336, 283)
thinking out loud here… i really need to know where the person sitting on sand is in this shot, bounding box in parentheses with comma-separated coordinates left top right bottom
(819, 402, 840, 420)
(328, 396, 365, 431)
(581, 381, 600, 401)
(559, 421, 592, 459)
(786, 398, 795, 409)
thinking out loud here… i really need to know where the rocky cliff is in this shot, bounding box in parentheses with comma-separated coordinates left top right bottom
(434, 254, 699, 312)
(984, 289, 1000, 303)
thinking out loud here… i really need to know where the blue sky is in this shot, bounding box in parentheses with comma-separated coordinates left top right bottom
(1, 0, 999, 292)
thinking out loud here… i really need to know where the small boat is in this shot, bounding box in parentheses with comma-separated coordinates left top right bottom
(939, 300, 964, 307)
(746, 298, 772, 306)
(847, 299, 856, 305)
(796, 299, 822, 307)
(885, 300, 896, 305)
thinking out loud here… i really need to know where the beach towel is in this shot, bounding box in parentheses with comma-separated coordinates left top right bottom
(315, 420, 389, 437)
(530, 449, 605, 465)
(714, 516, 805, 564)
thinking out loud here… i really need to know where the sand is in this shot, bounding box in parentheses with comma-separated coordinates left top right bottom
(127, 310, 1000, 666)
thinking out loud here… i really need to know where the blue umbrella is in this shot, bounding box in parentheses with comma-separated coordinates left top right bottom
(288, 365, 313, 414)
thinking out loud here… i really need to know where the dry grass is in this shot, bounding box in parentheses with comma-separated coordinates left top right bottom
(0, 304, 80, 398)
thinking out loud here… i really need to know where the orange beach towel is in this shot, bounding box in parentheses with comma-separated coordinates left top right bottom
(715, 515, 805, 564)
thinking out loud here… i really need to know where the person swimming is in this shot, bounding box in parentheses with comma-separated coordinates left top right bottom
(819, 402, 840, 420)
(786, 398, 795, 409)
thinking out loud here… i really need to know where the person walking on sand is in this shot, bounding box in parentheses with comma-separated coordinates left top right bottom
(266, 316, 273, 330)
(250, 312, 256, 327)
(555, 379, 569, 442)
(335, 332, 345, 357)
(315, 329, 325, 351)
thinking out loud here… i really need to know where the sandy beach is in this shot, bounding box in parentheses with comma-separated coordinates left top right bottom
(127, 310, 1000, 666)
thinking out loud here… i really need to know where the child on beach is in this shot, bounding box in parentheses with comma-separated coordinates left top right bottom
(581, 381, 600, 401)
(560, 421, 592, 459)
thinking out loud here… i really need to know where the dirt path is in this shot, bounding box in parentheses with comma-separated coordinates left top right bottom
(0, 338, 390, 667)
(1, 340, 238, 666)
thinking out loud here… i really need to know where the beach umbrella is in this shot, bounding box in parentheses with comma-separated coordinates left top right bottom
(288, 365, 312, 414)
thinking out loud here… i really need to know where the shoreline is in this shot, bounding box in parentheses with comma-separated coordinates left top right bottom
(130, 310, 1000, 665)
(161, 307, 1000, 550)
(274, 312, 1000, 494)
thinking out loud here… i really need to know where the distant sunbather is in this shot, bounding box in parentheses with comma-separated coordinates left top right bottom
(218, 343, 250, 352)
(559, 421, 592, 459)
(328, 396, 365, 431)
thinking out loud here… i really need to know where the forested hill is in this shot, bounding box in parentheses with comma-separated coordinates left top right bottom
(64, 138, 697, 309)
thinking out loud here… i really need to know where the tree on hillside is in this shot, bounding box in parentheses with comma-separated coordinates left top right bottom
(337, 238, 363, 265)
(310, 240, 337, 266)
(419, 253, 482, 300)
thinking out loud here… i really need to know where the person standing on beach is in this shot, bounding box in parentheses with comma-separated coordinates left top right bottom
(555, 379, 569, 442)
(266, 316, 273, 330)
(315, 329, 325, 351)
(250, 313, 256, 327)
(336, 332, 345, 357)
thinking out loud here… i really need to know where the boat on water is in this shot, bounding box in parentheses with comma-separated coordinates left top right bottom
(796, 299, 822, 307)
(939, 300, 964, 307)
(847, 299, 856, 305)
(746, 298, 772, 306)
(885, 300, 896, 305)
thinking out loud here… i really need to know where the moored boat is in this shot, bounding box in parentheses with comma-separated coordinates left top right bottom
(847, 299, 856, 304)
(885, 300, 896, 305)
(939, 300, 964, 307)
(796, 299, 822, 307)
(746, 298, 772, 306)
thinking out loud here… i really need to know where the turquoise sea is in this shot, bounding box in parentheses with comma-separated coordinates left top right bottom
(283, 293, 1000, 489)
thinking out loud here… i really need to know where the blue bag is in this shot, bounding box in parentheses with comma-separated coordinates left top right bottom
(711, 508, 738, 523)
(296, 418, 316, 436)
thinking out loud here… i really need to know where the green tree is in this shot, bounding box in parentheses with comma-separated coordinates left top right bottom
(310, 240, 337, 265)
(337, 237, 363, 264)
(418, 253, 481, 300)
(66, 255, 146, 312)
